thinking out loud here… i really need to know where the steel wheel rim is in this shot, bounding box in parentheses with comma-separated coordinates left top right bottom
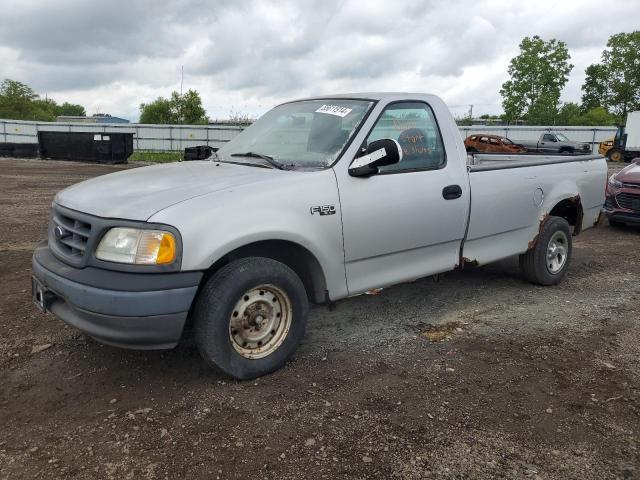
(546, 230, 568, 274)
(228, 284, 292, 359)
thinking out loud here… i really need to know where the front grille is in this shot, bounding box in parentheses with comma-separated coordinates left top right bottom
(615, 192, 640, 211)
(49, 204, 94, 266)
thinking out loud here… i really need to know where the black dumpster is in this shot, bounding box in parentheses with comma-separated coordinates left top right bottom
(38, 132, 133, 164)
(183, 145, 217, 161)
(0, 142, 39, 158)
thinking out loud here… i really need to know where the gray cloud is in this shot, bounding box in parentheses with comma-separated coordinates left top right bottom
(0, 0, 638, 120)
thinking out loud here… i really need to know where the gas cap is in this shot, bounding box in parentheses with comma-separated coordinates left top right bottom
(533, 187, 544, 207)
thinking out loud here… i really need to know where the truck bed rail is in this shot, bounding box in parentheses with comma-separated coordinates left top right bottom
(467, 153, 603, 172)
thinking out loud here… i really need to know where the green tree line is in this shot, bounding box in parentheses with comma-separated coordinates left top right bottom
(0, 79, 85, 121)
(0, 79, 209, 125)
(501, 31, 639, 125)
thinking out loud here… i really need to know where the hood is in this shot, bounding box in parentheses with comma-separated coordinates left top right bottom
(55, 161, 287, 221)
(616, 162, 640, 185)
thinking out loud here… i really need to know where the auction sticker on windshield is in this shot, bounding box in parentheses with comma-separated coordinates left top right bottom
(315, 105, 353, 117)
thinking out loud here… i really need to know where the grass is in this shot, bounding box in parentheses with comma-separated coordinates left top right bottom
(128, 151, 183, 163)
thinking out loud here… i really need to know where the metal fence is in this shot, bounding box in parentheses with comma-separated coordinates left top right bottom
(0, 119, 244, 152)
(1, 119, 618, 153)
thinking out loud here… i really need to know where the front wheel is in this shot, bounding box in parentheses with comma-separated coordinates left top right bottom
(519, 216, 572, 286)
(607, 149, 623, 162)
(193, 257, 309, 379)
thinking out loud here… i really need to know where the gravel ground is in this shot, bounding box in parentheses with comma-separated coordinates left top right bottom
(0, 157, 639, 479)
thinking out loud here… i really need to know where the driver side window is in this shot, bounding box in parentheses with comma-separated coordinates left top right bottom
(365, 102, 445, 173)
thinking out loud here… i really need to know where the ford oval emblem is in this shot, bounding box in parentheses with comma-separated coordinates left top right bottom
(54, 225, 69, 240)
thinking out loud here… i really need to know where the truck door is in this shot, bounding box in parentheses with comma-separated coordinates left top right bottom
(335, 101, 469, 295)
(540, 134, 557, 153)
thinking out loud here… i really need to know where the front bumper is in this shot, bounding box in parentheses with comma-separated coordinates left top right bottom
(603, 209, 640, 225)
(32, 243, 202, 349)
(603, 190, 640, 225)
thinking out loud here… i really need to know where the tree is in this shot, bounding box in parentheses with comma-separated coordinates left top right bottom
(581, 31, 640, 117)
(579, 107, 617, 126)
(581, 64, 608, 111)
(55, 102, 86, 117)
(0, 79, 40, 120)
(500, 36, 573, 124)
(139, 97, 174, 124)
(557, 102, 583, 125)
(139, 89, 208, 124)
(0, 79, 86, 121)
(557, 102, 616, 126)
(172, 90, 207, 124)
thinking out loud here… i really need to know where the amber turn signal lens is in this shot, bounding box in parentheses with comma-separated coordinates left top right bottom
(156, 233, 177, 264)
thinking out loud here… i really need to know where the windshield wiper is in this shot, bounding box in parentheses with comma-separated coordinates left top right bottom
(230, 152, 287, 170)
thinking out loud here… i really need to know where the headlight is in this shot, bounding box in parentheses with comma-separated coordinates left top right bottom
(608, 174, 623, 189)
(96, 228, 177, 265)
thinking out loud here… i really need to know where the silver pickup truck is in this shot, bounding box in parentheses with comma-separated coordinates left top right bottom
(32, 93, 607, 379)
(517, 132, 591, 154)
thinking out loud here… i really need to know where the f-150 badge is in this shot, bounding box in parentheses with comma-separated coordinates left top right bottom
(310, 205, 336, 216)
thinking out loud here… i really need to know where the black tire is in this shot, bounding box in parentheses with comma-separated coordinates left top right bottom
(607, 149, 623, 162)
(193, 257, 309, 380)
(519, 216, 572, 286)
(559, 148, 573, 154)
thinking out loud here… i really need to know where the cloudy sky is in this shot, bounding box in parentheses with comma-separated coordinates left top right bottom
(0, 0, 638, 122)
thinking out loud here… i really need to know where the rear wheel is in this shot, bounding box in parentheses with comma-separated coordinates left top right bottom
(607, 149, 623, 162)
(519, 216, 572, 285)
(193, 257, 309, 379)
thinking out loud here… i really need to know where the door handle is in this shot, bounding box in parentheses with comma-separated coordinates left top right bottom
(442, 184, 462, 200)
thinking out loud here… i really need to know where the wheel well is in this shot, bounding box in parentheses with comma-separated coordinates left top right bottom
(204, 240, 328, 304)
(549, 197, 583, 235)
(559, 147, 574, 153)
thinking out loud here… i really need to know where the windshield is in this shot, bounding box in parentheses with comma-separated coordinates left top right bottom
(216, 99, 374, 169)
(555, 133, 570, 142)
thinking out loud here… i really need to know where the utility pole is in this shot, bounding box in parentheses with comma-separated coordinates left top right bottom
(468, 104, 474, 119)
(180, 66, 184, 96)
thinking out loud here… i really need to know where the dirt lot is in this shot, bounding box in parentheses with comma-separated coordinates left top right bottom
(1, 158, 639, 479)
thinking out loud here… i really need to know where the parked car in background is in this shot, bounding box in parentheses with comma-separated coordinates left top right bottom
(605, 111, 640, 162)
(464, 134, 526, 153)
(603, 158, 640, 226)
(516, 132, 591, 154)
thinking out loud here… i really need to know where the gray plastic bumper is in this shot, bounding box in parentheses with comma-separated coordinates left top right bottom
(32, 243, 202, 349)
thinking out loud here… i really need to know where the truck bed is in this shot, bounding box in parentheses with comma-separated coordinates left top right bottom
(461, 153, 607, 266)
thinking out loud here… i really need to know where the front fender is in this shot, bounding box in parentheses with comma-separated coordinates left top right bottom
(148, 169, 349, 300)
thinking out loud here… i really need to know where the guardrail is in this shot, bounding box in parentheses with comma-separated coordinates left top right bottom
(1, 119, 617, 154)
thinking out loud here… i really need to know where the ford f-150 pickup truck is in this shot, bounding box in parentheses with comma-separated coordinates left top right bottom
(32, 93, 607, 379)
(516, 132, 591, 154)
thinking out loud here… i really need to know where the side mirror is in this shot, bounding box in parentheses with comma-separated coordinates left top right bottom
(349, 139, 403, 177)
